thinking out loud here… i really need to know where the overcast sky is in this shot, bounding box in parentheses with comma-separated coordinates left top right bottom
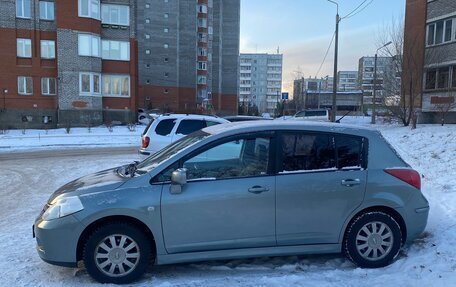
(240, 0, 405, 93)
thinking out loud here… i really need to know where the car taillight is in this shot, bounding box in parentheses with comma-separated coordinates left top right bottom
(384, 168, 421, 190)
(142, 136, 150, 148)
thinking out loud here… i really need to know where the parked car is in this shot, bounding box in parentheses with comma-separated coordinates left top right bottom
(34, 121, 429, 284)
(286, 109, 330, 122)
(223, 115, 273, 122)
(139, 114, 228, 156)
(138, 108, 162, 125)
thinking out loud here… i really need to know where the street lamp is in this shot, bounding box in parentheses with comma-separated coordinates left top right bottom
(371, 41, 392, 124)
(327, 0, 340, 122)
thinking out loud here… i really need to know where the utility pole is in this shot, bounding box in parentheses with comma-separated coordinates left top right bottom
(328, 0, 340, 122)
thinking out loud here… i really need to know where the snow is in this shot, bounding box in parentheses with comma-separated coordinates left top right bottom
(0, 125, 145, 152)
(0, 120, 456, 286)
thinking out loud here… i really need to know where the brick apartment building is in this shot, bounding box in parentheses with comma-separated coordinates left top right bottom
(0, 0, 240, 128)
(404, 0, 456, 123)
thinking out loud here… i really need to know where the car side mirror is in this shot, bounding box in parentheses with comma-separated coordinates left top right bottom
(170, 168, 187, 194)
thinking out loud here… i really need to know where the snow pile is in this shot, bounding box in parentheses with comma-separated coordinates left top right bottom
(0, 125, 145, 152)
(0, 123, 455, 286)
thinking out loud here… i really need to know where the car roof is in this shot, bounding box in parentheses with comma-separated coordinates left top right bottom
(156, 114, 225, 121)
(203, 120, 378, 138)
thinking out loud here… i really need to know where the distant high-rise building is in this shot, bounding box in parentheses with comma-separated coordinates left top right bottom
(338, 71, 358, 91)
(358, 56, 394, 104)
(239, 53, 283, 114)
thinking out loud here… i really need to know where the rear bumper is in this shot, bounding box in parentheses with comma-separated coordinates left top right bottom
(34, 215, 83, 267)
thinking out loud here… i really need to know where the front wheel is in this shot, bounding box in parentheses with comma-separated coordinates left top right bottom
(343, 211, 402, 268)
(83, 222, 151, 284)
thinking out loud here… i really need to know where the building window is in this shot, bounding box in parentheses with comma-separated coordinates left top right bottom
(198, 61, 207, 70)
(208, 26, 213, 35)
(198, 33, 207, 43)
(164, 13, 169, 18)
(146, 49, 151, 54)
(102, 75, 130, 97)
(18, 76, 33, 95)
(78, 34, 101, 57)
(40, 40, 55, 59)
(102, 40, 130, 61)
(41, 77, 56, 95)
(164, 28, 169, 33)
(164, 57, 169, 62)
(145, 18, 150, 24)
(145, 34, 150, 39)
(197, 75, 207, 84)
(164, 43, 169, 49)
(453, 66, 456, 88)
(437, 67, 450, 89)
(101, 4, 129, 26)
(16, 0, 31, 18)
(425, 69, 437, 90)
(17, 38, 32, 58)
(78, 0, 100, 19)
(198, 47, 207, 56)
(39, 1, 54, 20)
(198, 18, 207, 28)
(427, 18, 454, 46)
(198, 4, 207, 13)
(79, 72, 101, 95)
(164, 89, 169, 94)
(164, 72, 169, 77)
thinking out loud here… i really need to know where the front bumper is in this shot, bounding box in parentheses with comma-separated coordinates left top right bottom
(34, 214, 84, 267)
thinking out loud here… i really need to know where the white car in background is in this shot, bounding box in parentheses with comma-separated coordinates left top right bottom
(278, 109, 330, 122)
(139, 114, 229, 156)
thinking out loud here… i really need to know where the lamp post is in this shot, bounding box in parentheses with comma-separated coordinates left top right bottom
(2, 89, 7, 112)
(327, 0, 340, 122)
(371, 41, 392, 124)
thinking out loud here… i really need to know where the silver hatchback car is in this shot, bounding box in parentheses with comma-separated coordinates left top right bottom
(34, 121, 429, 284)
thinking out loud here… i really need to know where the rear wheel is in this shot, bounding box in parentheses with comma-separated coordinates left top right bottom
(343, 211, 402, 268)
(83, 222, 151, 284)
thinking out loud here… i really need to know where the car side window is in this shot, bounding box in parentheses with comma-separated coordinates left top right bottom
(152, 162, 179, 183)
(176, 120, 206, 135)
(155, 119, 176, 136)
(183, 137, 270, 180)
(335, 135, 364, 169)
(205, 120, 221, 127)
(280, 133, 335, 172)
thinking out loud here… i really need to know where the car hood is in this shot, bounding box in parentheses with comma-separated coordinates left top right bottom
(48, 167, 128, 203)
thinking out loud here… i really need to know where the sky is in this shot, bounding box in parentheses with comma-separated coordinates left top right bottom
(240, 0, 405, 93)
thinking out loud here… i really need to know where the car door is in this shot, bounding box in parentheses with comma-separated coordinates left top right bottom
(276, 131, 367, 245)
(160, 133, 276, 254)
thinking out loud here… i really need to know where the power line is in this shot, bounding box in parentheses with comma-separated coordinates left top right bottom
(315, 31, 336, 78)
(342, 0, 374, 19)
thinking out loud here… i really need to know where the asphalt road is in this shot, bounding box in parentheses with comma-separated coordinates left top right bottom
(0, 146, 138, 161)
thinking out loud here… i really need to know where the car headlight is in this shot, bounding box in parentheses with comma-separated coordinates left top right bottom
(42, 196, 84, 221)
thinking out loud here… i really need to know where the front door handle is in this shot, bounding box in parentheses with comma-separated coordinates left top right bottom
(248, 186, 269, 194)
(341, 179, 361, 187)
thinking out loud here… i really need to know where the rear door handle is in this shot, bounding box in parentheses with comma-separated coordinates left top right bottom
(341, 179, 361, 187)
(248, 186, 269, 194)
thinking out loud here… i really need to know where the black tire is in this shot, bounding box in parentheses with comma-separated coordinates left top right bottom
(343, 211, 402, 268)
(83, 222, 151, 284)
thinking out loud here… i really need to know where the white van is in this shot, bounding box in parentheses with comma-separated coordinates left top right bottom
(289, 109, 330, 122)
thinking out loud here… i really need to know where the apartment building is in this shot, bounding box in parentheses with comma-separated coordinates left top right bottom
(0, 0, 240, 128)
(138, 0, 240, 115)
(358, 56, 394, 104)
(337, 71, 358, 91)
(404, 0, 456, 123)
(239, 53, 282, 115)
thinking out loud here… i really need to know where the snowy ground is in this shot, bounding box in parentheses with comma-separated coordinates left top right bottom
(0, 120, 455, 286)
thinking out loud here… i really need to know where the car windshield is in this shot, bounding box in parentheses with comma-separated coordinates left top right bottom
(136, 130, 210, 174)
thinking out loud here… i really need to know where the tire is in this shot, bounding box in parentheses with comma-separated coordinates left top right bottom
(83, 222, 151, 284)
(343, 211, 402, 268)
